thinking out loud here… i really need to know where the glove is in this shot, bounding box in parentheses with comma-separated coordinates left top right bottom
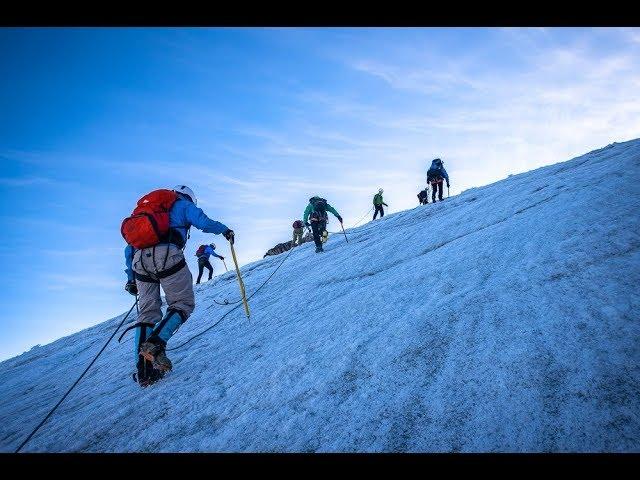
(219, 256, 225, 260)
(222, 229, 235, 245)
(125, 280, 138, 296)
(337, 216, 343, 223)
(447, 184, 450, 188)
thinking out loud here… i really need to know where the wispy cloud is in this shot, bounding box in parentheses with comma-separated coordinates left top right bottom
(0, 176, 55, 187)
(43, 273, 122, 291)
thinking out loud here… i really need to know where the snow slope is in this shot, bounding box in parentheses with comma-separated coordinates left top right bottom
(1, 140, 639, 452)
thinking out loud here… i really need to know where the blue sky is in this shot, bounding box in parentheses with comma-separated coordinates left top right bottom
(1, 27, 639, 361)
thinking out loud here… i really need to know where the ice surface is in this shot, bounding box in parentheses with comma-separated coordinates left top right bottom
(1, 140, 639, 452)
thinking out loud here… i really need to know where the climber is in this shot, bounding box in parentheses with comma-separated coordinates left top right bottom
(303, 196, 342, 253)
(121, 185, 234, 387)
(417, 188, 429, 205)
(373, 188, 388, 220)
(426, 158, 450, 202)
(292, 219, 305, 246)
(195, 243, 225, 284)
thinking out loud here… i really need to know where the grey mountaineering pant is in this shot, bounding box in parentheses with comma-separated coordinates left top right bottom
(132, 244, 195, 343)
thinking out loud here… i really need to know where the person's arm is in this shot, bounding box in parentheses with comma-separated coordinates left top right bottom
(184, 202, 229, 234)
(123, 245, 137, 295)
(212, 250, 224, 260)
(326, 204, 343, 222)
(124, 245, 135, 282)
(442, 168, 450, 186)
(303, 204, 312, 225)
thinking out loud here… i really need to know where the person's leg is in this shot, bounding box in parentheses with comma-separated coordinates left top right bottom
(196, 259, 204, 284)
(134, 323, 164, 386)
(380, 206, 385, 218)
(373, 206, 379, 220)
(311, 222, 323, 250)
(140, 246, 195, 371)
(205, 260, 213, 281)
(437, 181, 443, 201)
(320, 221, 328, 244)
(132, 250, 164, 381)
(149, 247, 195, 346)
(431, 184, 437, 203)
(133, 250, 163, 328)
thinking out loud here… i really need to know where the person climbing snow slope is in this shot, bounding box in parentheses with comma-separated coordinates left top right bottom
(121, 185, 234, 387)
(373, 188, 388, 220)
(427, 158, 450, 202)
(292, 219, 305, 246)
(195, 243, 225, 284)
(417, 188, 429, 205)
(303, 196, 342, 253)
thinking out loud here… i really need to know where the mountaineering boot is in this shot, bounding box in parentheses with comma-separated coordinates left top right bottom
(315, 246, 324, 253)
(133, 323, 166, 387)
(134, 357, 166, 387)
(139, 340, 173, 372)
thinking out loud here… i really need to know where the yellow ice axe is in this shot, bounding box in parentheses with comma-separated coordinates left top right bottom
(229, 241, 250, 319)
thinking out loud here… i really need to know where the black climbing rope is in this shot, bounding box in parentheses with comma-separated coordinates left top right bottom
(212, 241, 296, 306)
(14, 298, 139, 453)
(169, 243, 296, 351)
(327, 206, 374, 234)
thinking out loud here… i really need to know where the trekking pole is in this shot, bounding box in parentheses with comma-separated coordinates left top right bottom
(340, 222, 349, 243)
(447, 185, 450, 198)
(229, 241, 250, 319)
(222, 259, 229, 272)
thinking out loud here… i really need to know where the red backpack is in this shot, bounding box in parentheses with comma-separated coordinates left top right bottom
(121, 189, 178, 249)
(195, 245, 206, 257)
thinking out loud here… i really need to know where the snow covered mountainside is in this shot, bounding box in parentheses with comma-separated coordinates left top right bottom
(1, 140, 639, 452)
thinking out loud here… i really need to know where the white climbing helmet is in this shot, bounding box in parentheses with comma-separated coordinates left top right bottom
(173, 185, 197, 205)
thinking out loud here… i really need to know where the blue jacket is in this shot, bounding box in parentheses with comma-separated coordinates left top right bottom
(169, 196, 229, 242)
(427, 162, 449, 185)
(198, 245, 224, 261)
(124, 194, 229, 277)
(124, 244, 135, 282)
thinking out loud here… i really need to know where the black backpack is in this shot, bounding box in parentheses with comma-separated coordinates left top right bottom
(310, 197, 328, 220)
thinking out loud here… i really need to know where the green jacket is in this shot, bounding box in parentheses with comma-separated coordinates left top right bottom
(373, 193, 388, 206)
(303, 201, 341, 224)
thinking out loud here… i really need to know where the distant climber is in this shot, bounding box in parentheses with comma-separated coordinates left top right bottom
(427, 158, 450, 202)
(264, 231, 313, 258)
(303, 196, 342, 253)
(195, 243, 225, 284)
(417, 188, 429, 205)
(373, 188, 388, 220)
(121, 185, 234, 387)
(292, 219, 305, 246)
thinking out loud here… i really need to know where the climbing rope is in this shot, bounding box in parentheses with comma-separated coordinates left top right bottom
(169, 244, 296, 351)
(213, 242, 295, 306)
(326, 206, 374, 234)
(14, 299, 139, 453)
